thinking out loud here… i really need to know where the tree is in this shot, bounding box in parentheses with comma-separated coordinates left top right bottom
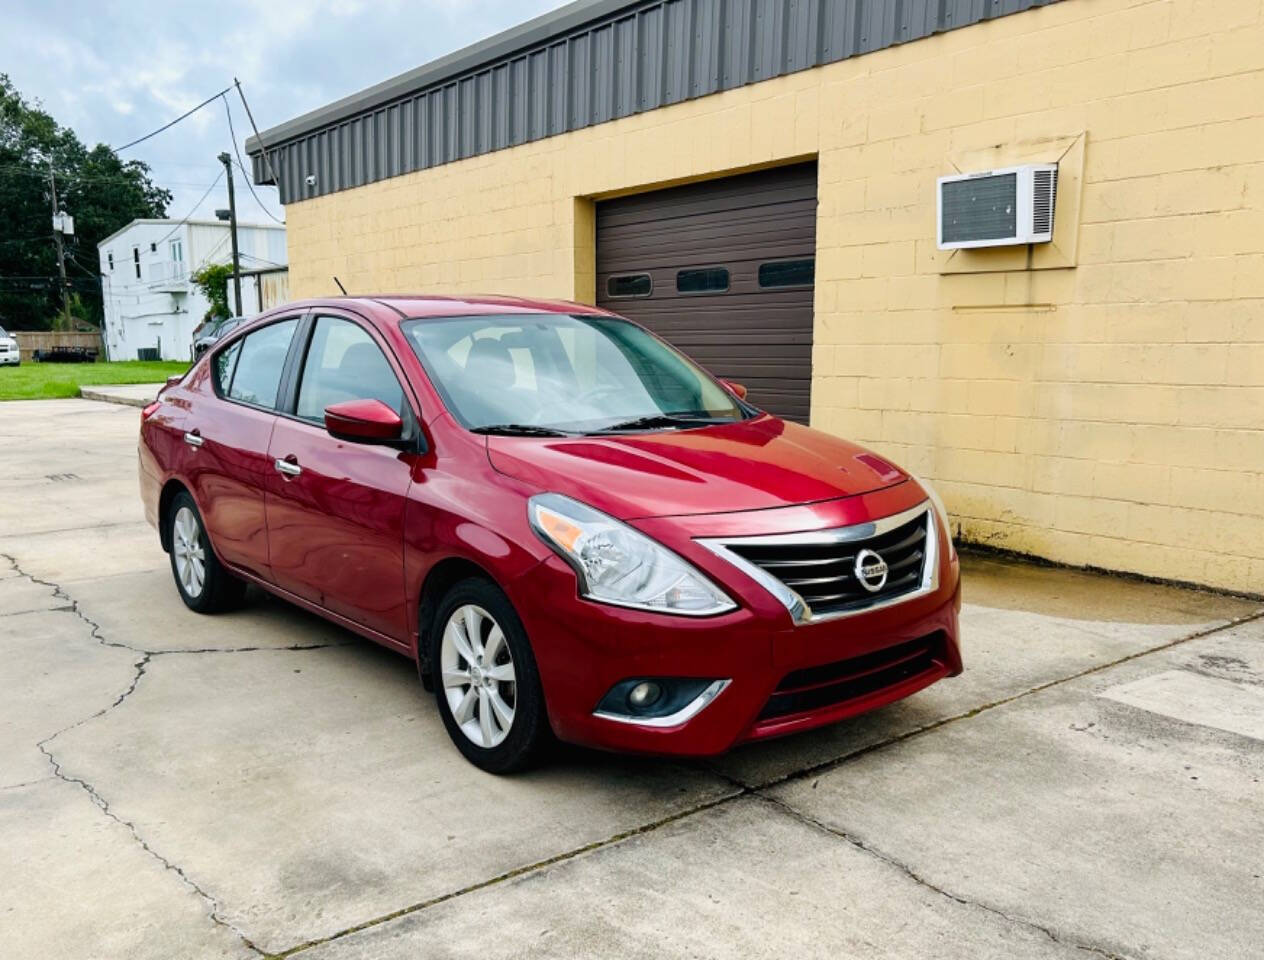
(0, 74, 171, 330)
(191, 263, 233, 324)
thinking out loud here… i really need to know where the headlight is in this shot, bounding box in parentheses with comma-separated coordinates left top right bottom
(528, 493, 736, 616)
(913, 473, 956, 560)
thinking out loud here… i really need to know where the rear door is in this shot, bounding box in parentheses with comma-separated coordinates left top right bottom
(186, 316, 302, 579)
(264, 311, 416, 642)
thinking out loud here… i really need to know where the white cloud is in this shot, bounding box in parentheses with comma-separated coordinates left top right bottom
(2, 0, 565, 226)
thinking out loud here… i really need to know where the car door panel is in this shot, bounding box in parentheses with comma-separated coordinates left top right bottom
(187, 400, 278, 578)
(265, 312, 414, 643)
(266, 420, 412, 639)
(185, 316, 301, 578)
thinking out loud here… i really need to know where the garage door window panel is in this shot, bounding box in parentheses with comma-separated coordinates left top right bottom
(676, 267, 730, 294)
(758, 259, 815, 288)
(606, 274, 652, 299)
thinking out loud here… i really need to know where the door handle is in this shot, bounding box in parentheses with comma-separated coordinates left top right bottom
(183, 431, 203, 448)
(274, 458, 302, 478)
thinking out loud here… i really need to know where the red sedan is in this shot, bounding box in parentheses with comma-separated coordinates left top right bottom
(140, 296, 961, 772)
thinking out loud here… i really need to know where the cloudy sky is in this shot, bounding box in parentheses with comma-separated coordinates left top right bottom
(2, 0, 566, 229)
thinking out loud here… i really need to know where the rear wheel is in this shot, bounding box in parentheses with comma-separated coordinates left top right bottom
(167, 491, 246, 613)
(431, 578, 549, 773)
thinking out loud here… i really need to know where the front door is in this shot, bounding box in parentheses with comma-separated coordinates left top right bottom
(265, 312, 415, 642)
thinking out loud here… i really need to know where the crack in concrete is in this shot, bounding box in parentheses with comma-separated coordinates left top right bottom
(9, 545, 1261, 960)
(3, 552, 345, 959)
(36, 733, 265, 957)
(755, 793, 1137, 960)
(0, 603, 76, 617)
(267, 608, 1264, 958)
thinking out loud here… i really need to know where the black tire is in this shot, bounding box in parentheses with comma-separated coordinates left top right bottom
(166, 491, 246, 613)
(429, 577, 549, 774)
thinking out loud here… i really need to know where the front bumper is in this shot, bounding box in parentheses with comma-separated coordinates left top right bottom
(508, 482, 962, 756)
(0, 352, 18, 365)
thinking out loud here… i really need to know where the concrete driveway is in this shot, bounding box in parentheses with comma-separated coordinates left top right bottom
(2, 397, 1261, 960)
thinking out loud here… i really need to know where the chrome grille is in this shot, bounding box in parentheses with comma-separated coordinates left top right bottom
(699, 503, 937, 624)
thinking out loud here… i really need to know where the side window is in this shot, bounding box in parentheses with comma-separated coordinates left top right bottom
(296, 316, 404, 422)
(213, 340, 242, 395)
(227, 319, 298, 409)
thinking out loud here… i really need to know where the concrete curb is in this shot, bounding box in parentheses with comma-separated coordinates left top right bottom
(79, 386, 158, 408)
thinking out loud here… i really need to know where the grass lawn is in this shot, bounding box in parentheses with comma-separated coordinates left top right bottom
(0, 360, 190, 401)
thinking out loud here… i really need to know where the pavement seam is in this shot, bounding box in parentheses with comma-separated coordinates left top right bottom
(753, 793, 1138, 960)
(264, 787, 743, 959)
(262, 606, 1264, 957)
(10, 544, 1259, 957)
(738, 606, 1264, 793)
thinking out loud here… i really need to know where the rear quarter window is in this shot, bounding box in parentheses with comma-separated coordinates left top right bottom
(222, 319, 298, 409)
(213, 340, 241, 394)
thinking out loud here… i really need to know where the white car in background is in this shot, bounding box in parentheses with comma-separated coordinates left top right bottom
(0, 325, 18, 366)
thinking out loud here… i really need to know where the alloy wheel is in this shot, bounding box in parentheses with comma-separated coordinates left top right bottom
(172, 506, 206, 599)
(440, 604, 517, 748)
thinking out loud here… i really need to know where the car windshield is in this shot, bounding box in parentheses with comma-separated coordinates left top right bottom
(402, 313, 748, 434)
(0, 325, 8, 338)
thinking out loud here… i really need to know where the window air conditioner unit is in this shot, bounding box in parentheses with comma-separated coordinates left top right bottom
(937, 164, 1057, 250)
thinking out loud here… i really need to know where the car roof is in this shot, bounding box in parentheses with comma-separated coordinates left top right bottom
(282, 294, 619, 321)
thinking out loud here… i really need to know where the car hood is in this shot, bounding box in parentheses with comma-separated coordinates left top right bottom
(485, 415, 907, 520)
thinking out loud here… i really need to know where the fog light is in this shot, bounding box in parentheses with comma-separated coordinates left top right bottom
(627, 681, 662, 710)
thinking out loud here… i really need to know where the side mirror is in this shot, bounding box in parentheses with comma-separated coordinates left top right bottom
(720, 379, 748, 400)
(325, 399, 404, 443)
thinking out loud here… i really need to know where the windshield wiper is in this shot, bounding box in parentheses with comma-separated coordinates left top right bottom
(592, 413, 733, 434)
(470, 423, 571, 437)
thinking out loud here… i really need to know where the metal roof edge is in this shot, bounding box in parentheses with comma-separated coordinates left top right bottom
(245, 0, 639, 153)
(96, 218, 286, 250)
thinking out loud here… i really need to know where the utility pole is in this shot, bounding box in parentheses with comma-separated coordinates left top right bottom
(218, 152, 243, 317)
(48, 163, 71, 330)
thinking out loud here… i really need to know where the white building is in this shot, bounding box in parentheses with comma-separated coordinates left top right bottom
(97, 219, 287, 361)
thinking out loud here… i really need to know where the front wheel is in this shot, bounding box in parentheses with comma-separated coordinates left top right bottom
(430, 578, 549, 773)
(167, 491, 246, 613)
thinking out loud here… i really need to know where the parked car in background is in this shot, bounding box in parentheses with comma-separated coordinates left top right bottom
(139, 296, 961, 773)
(192, 316, 244, 359)
(0, 325, 18, 366)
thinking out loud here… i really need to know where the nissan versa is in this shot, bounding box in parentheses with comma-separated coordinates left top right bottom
(139, 296, 962, 772)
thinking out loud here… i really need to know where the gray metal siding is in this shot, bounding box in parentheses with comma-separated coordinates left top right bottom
(248, 0, 1057, 204)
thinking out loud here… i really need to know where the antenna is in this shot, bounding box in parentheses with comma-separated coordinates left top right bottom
(333, 276, 348, 295)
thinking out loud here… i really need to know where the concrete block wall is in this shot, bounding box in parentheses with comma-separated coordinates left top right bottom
(283, 0, 1264, 594)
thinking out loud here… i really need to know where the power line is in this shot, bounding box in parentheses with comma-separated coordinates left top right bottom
(153, 169, 226, 246)
(221, 95, 284, 224)
(0, 233, 54, 248)
(114, 85, 234, 152)
(0, 162, 220, 189)
(234, 78, 282, 195)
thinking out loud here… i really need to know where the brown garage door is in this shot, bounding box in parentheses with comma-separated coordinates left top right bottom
(596, 163, 817, 423)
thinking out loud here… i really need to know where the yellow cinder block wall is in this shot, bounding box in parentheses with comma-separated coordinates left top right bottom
(284, 0, 1264, 594)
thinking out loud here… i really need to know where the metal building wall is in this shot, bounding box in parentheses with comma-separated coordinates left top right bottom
(249, 0, 1057, 204)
